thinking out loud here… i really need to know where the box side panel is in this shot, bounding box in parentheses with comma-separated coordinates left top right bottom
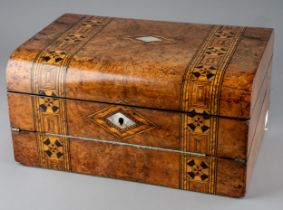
(246, 82, 270, 189)
(250, 30, 274, 109)
(248, 59, 272, 153)
(12, 131, 246, 197)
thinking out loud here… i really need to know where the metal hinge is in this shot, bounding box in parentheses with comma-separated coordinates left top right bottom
(234, 157, 246, 164)
(11, 127, 20, 133)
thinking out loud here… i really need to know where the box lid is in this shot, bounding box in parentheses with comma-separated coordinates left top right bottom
(6, 14, 274, 119)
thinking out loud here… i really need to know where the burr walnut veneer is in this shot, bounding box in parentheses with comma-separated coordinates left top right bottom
(6, 14, 274, 197)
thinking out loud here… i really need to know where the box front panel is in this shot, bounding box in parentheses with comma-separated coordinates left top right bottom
(12, 131, 246, 197)
(9, 92, 249, 197)
(8, 92, 248, 160)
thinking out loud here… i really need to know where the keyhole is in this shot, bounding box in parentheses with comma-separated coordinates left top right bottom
(118, 117, 124, 125)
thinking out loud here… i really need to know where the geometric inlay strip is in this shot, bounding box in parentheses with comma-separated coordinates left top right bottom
(31, 16, 112, 170)
(181, 25, 245, 193)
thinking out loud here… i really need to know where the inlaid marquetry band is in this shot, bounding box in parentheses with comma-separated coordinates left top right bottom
(31, 16, 112, 170)
(181, 25, 245, 193)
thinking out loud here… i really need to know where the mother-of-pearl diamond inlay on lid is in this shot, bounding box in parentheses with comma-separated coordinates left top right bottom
(88, 106, 156, 139)
(126, 35, 174, 44)
(134, 36, 162, 42)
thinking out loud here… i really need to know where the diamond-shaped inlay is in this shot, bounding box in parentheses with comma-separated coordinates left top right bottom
(88, 106, 156, 138)
(106, 112, 136, 130)
(135, 36, 162, 43)
(187, 109, 210, 134)
(126, 35, 174, 44)
(42, 136, 64, 161)
(186, 158, 210, 182)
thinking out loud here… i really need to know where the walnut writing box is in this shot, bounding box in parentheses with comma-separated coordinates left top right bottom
(6, 14, 274, 197)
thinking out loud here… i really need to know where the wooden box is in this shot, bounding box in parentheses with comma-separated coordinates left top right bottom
(6, 14, 274, 197)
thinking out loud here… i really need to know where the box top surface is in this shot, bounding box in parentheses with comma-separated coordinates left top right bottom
(6, 14, 273, 119)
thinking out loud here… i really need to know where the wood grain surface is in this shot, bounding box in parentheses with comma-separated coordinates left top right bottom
(6, 13, 273, 197)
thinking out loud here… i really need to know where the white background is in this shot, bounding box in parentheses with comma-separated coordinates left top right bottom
(0, 0, 283, 209)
